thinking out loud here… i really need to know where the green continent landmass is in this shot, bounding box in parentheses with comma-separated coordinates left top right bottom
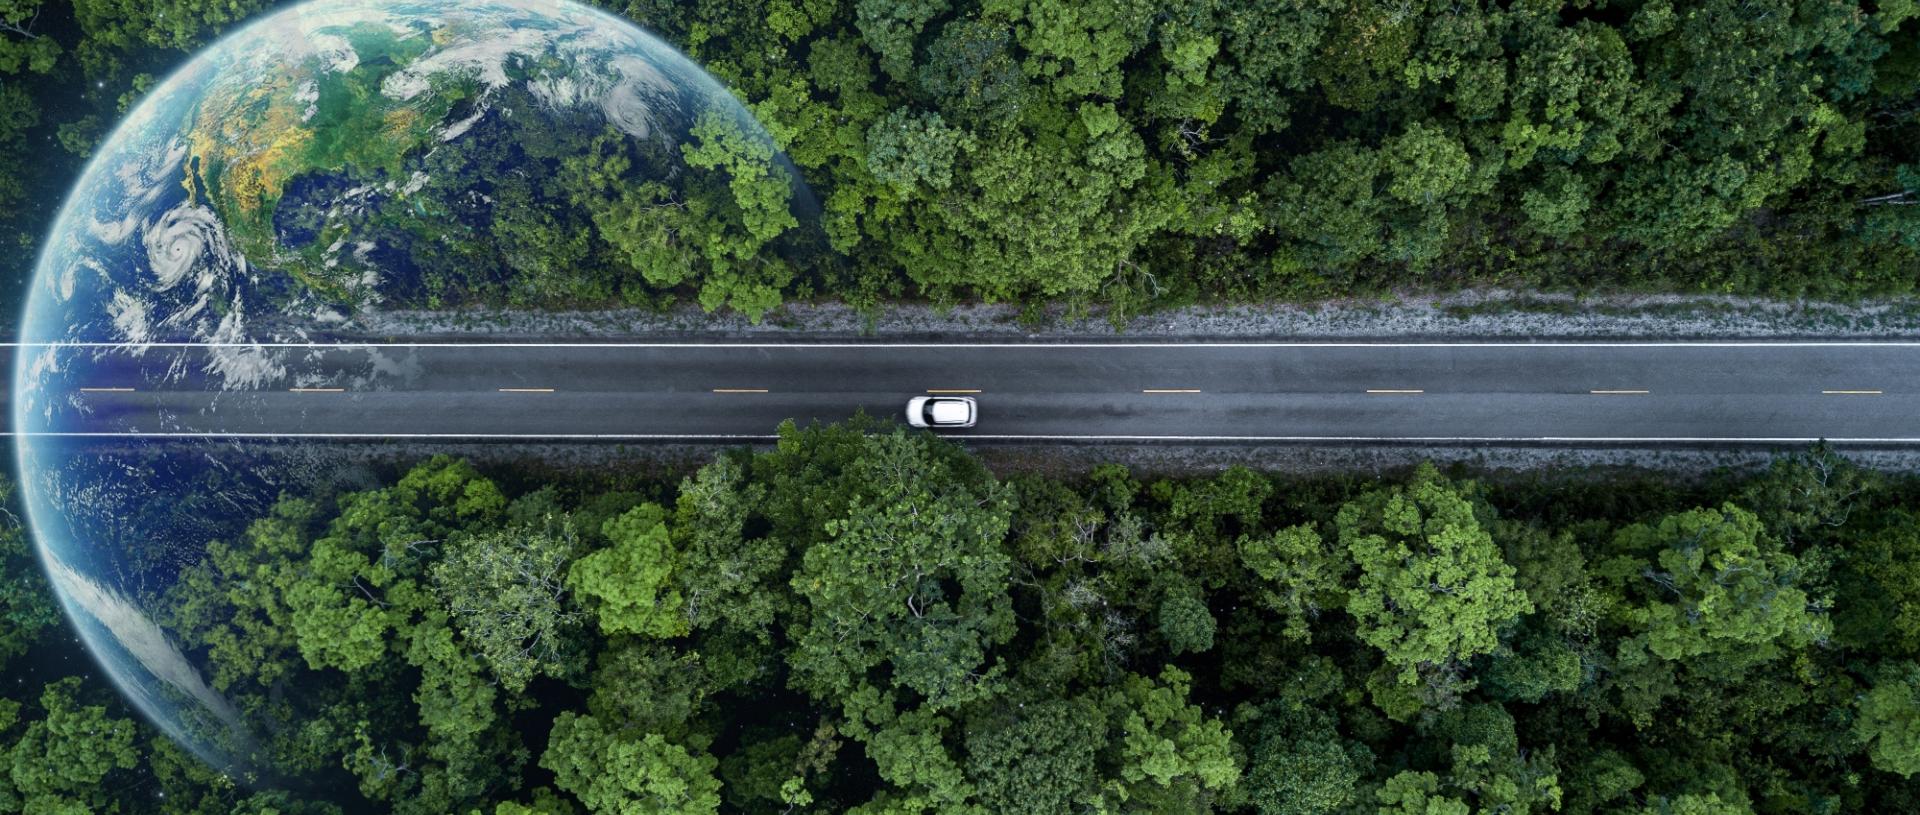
(183, 22, 465, 302)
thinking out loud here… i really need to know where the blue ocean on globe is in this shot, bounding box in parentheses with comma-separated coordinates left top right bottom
(11, 0, 809, 779)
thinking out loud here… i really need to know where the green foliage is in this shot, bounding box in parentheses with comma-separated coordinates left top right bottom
(1856, 661, 1920, 777)
(10, 0, 1920, 326)
(570, 504, 688, 640)
(19, 432, 1920, 812)
(1238, 523, 1346, 642)
(855, 0, 946, 82)
(0, 2, 59, 76)
(1482, 623, 1582, 703)
(432, 523, 583, 692)
(1376, 771, 1472, 815)
(0, 483, 55, 671)
(1426, 704, 1563, 813)
(1634, 793, 1755, 815)
(865, 108, 972, 193)
(962, 696, 1102, 814)
(1242, 704, 1364, 815)
(1607, 504, 1828, 675)
(788, 430, 1015, 710)
(1100, 667, 1241, 810)
(0, 677, 139, 813)
(1337, 464, 1532, 685)
(558, 112, 803, 320)
(1841, 506, 1920, 656)
(915, 16, 1029, 124)
(1156, 581, 1216, 655)
(70, 0, 268, 53)
(542, 713, 721, 815)
(682, 111, 800, 245)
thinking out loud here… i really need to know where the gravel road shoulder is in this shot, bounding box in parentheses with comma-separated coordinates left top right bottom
(324, 289, 1920, 342)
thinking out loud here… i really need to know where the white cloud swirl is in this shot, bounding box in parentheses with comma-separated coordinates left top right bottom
(142, 202, 239, 293)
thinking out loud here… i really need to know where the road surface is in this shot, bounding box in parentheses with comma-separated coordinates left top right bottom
(12, 341, 1920, 444)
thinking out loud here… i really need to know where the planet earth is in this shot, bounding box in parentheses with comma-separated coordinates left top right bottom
(11, 0, 809, 778)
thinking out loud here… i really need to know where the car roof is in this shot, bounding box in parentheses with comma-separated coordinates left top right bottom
(930, 399, 971, 423)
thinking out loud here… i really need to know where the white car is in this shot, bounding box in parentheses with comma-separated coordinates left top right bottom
(906, 396, 977, 428)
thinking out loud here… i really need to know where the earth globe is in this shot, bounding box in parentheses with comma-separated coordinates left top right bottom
(11, 0, 814, 783)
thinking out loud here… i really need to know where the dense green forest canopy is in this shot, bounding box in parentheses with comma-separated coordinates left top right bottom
(4, 1, 1920, 812)
(2, 0, 1920, 317)
(4, 425, 1920, 813)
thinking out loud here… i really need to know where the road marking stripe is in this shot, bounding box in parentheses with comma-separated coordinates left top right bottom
(1142, 388, 1201, 394)
(1367, 389, 1424, 394)
(926, 389, 982, 394)
(288, 387, 345, 393)
(712, 388, 770, 394)
(498, 387, 555, 393)
(1823, 389, 1883, 395)
(1591, 389, 1651, 395)
(77, 387, 135, 393)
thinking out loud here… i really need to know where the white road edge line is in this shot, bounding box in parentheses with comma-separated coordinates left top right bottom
(9, 341, 1920, 349)
(12, 432, 1920, 443)
(13, 432, 784, 439)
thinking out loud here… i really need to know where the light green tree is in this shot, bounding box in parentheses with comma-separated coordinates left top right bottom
(1098, 667, 1241, 811)
(985, 0, 1155, 99)
(542, 713, 721, 815)
(1, 678, 139, 814)
(1238, 523, 1347, 642)
(1337, 464, 1532, 684)
(1610, 504, 1828, 674)
(1376, 771, 1472, 815)
(570, 504, 688, 640)
(840, 687, 977, 808)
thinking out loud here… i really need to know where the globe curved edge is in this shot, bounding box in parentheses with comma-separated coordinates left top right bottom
(11, 0, 824, 791)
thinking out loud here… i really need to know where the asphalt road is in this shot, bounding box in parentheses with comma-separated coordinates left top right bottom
(14, 341, 1920, 443)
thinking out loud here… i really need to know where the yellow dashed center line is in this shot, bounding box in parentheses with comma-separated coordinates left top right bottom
(1367, 389, 1424, 394)
(1142, 388, 1202, 394)
(498, 388, 556, 393)
(1591, 389, 1651, 395)
(712, 388, 770, 394)
(1823, 389, 1883, 395)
